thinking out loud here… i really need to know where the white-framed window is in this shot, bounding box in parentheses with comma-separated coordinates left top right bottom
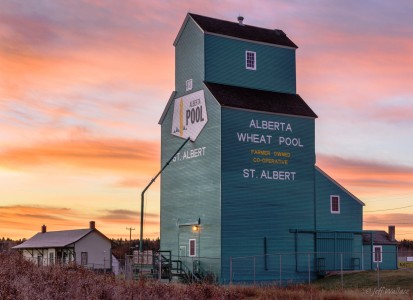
(373, 245, 382, 263)
(245, 51, 256, 70)
(189, 239, 196, 257)
(186, 79, 193, 91)
(49, 252, 54, 265)
(330, 195, 340, 214)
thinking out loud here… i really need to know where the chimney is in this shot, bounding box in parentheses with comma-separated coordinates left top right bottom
(237, 15, 244, 25)
(90, 221, 95, 230)
(388, 225, 395, 241)
(41, 225, 46, 233)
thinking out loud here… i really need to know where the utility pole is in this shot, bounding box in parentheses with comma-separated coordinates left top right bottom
(126, 227, 135, 243)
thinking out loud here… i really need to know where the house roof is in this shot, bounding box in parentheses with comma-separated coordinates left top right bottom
(186, 13, 298, 49)
(205, 82, 317, 118)
(363, 231, 398, 245)
(13, 229, 94, 249)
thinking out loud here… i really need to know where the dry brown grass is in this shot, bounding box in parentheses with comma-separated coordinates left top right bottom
(1, 252, 412, 299)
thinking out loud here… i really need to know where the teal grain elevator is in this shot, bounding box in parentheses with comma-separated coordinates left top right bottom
(158, 14, 396, 283)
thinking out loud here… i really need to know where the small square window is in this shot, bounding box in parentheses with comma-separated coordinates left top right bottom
(246, 51, 256, 70)
(330, 195, 340, 214)
(186, 79, 193, 91)
(373, 246, 382, 263)
(189, 239, 196, 257)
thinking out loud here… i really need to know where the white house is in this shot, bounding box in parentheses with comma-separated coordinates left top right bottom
(13, 221, 112, 271)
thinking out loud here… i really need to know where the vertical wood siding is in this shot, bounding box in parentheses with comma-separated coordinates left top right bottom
(315, 169, 363, 231)
(205, 35, 296, 94)
(160, 87, 221, 276)
(362, 244, 398, 270)
(220, 107, 315, 282)
(175, 19, 204, 98)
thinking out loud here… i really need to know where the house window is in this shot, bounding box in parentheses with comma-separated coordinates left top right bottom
(186, 79, 193, 91)
(37, 255, 43, 267)
(49, 252, 54, 265)
(81, 252, 88, 266)
(373, 246, 382, 263)
(330, 195, 340, 214)
(189, 239, 196, 257)
(246, 51, 256, 70)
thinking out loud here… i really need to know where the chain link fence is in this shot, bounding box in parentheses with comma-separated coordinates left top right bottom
(20, 249, 405, 288)
(229, 251, 400, 288)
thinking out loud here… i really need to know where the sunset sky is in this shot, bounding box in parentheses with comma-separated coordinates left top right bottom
(1, 0, 413, 241)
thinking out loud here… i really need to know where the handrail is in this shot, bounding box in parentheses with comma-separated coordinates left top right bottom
(140, 138, 190, 252)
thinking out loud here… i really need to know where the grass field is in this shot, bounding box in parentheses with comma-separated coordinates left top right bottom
(313, 269, 413, 290)
(2, 252, 413, 299)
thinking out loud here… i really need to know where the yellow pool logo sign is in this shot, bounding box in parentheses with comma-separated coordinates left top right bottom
(172, 90, 207, 141)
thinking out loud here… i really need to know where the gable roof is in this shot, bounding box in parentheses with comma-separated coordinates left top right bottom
(13, 229, 95, 249)
(363, 231, 397, 245)
(205, 82, 317, 118)
(158, 91, 176, 125)
(315, 166, 365, 206)
(185, 13, 298, 49)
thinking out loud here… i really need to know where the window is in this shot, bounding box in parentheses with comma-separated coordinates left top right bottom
(373, 246, 382, 263)
(186, 79, 193, 91)
(49, 252, 54, 265)
(37, 255, 43, 267)
(246, 51, 256, 70)
(330, 195, 340, 214)
(189, 239, 196, 257)
(81, 252, 88, 266)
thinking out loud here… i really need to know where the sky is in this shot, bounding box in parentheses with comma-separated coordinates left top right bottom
(1, 0, 413, 241)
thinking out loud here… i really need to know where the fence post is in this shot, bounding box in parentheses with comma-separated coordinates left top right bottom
(340, 253, 343, 289)
(230, 256, 232, 285)
(377, 261, 380, 288)
(279, 254, 282, 286)
(158, 252, 162, 281)
(191, 257, 194, 282)
(307, 253, 311, 285)
(253, 256, 256, 285)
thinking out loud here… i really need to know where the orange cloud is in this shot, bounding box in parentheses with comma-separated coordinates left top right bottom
(98, 209, 158, 223)
(1, 1, 412, 242)
(96, 209, 160, 240)
(317, 154, 413, 196)
(0, 139, 159, 175)
(363, 213, 413, 240)
(0, 205, 160, 240)
(114, 177, 158, 188)
(0, 205, 87, 239)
